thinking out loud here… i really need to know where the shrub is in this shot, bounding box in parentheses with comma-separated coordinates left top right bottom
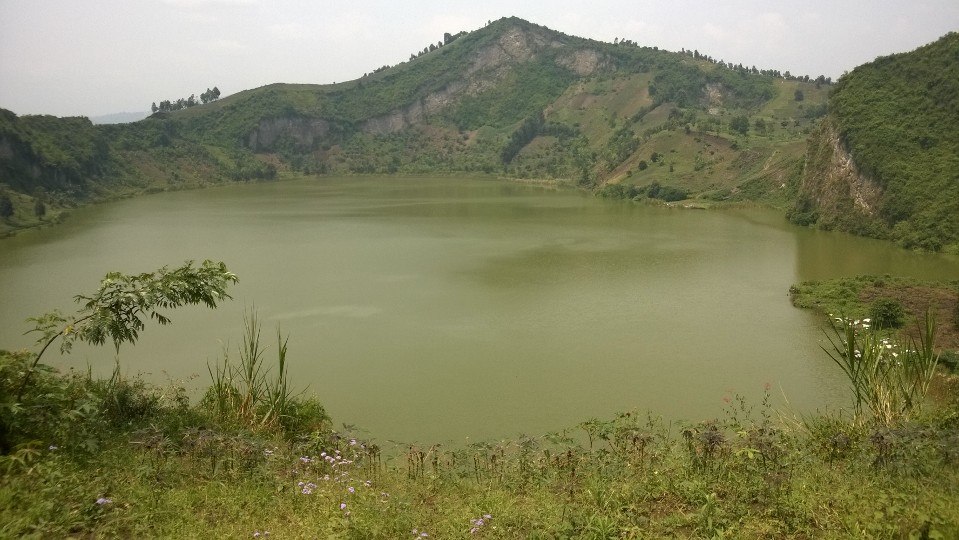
(870, 297, 905, 328)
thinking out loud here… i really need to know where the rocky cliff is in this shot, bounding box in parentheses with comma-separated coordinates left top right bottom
(789, 117, 886, 237)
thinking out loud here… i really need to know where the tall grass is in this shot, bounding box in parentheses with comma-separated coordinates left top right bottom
(822, 310, 940, 425)
(206, 310, 297, 431)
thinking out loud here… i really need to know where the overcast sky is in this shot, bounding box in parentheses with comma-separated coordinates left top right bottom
(1, 0, 957, 118)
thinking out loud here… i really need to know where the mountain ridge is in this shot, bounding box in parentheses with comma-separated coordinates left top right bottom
(5, 16, 947, 251)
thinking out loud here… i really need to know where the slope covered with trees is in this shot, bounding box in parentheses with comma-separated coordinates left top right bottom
(1, 16, 843, 236)
(791, 32, 959, 252)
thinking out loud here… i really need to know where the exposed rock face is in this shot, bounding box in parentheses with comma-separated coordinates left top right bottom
(361, 25, 557, 136)
(792, 117, 884, 232)
(246, 23, 606, 145)
(361, 82, 464, 136)
(247, 117, 330, 152)
(556, 49, 605, 76)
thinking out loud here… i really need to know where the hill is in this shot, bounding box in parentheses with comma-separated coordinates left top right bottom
(90, 111, 150, 125)
(4, 16, 833, 235)
(789, 32, 959, 252)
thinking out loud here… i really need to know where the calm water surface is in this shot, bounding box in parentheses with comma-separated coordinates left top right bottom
(2, 176, 957, 443)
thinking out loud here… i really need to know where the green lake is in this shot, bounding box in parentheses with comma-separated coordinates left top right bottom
(2, 176, 957, 444)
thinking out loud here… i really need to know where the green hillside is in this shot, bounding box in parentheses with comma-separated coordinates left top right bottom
(3, 16, 833, 235)
(791, 32, 959, 252)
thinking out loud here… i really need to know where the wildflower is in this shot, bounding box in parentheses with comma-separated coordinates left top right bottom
(863, 318, 871, 323)
(349, 438, 357, 446)
(96, 497, 112, 505)
(364, 480, 372, 487)
(263, 449, 274, 456)
(320, 451, 327, 457)
(48, 445, 58, 451)
(340, 502, 347, 510)
(301, 482, 317, 495)
(348, 486, 355, 494)
(300, 456, 312, 464)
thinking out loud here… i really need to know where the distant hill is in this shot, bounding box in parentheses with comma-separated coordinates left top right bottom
(90, 111, 149, 125)
(0, 16, 843, 237)
(790, 32, 959, 252)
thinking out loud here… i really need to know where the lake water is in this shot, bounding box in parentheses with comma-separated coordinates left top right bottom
(2, 176, 957, 444)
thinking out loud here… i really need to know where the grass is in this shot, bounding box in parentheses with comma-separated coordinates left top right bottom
(790, 275, 959, 350)
(3, 314, 959, 537)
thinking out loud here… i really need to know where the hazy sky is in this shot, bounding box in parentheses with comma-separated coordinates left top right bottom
(1, 0, 957, 118)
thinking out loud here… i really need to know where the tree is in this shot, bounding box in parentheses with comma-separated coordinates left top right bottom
(18, 260, 238, 399)
(0, 193, 13, 218)
(34, 199, 46, 219)
(729, 115, 749, 136)
(794, 89, 805, 101)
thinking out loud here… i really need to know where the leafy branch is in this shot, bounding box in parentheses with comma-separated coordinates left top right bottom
(17, 260, 238, 399)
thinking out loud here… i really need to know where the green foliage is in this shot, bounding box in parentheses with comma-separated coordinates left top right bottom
(822, 313, 939, 425)
(647, 180, 687, 201)
(18, 260, 237, 399)
(205, 310, 313, 434)
(501, 111, 545, 164)
(448, 60, 576, 130)
(729, 115, 749, 135)
(30, 260, 237, 356)
(33, 198, 46, 219)
(870, 297, 906, 329)
(2, 357, 957, 537)
(0, 193, 12, 218)
(828, 32, 959, 251)
(0, 109, 112, 195)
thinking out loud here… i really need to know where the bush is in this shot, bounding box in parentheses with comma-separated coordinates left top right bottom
(870, 297, 906, 328)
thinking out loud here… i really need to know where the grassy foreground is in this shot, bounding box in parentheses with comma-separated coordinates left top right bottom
(2, 344, 959, 539)
(2, 264, 958, 538)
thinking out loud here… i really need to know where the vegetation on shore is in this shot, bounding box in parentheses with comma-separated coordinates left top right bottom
(790, 275, 959, 355)
(3, 263, 959, 538)
(790, 32, 959, 252)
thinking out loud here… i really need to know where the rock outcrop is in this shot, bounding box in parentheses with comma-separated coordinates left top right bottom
(790, 117, 885, 235)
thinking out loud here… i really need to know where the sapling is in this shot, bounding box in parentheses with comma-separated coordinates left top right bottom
(17, 260, 237, 399)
